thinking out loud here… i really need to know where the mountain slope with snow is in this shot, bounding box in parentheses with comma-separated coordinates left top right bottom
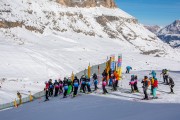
(0, 0, 180, 104)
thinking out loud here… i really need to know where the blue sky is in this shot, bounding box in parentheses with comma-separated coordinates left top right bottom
(115, 0, 180, 26)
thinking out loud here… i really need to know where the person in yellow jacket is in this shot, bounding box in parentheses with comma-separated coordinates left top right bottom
(149, 77, 154, 95)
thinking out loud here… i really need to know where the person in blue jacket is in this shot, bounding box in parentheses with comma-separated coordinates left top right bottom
(149, 70, 156, 78)
(126, 66, 132, 74)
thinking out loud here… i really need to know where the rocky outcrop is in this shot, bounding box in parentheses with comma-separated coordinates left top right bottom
(56, 0, 116, 8)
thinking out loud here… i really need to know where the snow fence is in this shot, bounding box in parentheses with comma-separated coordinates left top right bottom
(0, 62, 106, 110)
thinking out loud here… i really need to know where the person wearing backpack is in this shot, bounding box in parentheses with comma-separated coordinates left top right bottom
(58, 79, 63, 94)
(93, 73, 98, 91)
(73, 76, 80, 97)
(63, 78, 68, 98)
(129, 75, 135, 93)
(134, 75, 139, 92)
(54, 80, 59, 97)
(85, 75, 91, 93)
(141, 76, 150, 100)
(152, 78, 158, 99)
(48, 79, 54, 97)
(102, 77, 108, 94)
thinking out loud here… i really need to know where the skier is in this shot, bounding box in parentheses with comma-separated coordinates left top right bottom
(134, 75, 139, 92)
(80, 75, 86, 93)
(161, 69, 169, 84)
(63, 77, 68, 98)
(93, 73, 98, 91)
(73, 76, 79, 97)
(149, 70, 156, 78)
(67, 78, 73, 94)
(54, 80, 59, 97)
(126, 66, 132, 74)
(129, 75, 135, 93)
(112, 74, 117, 91)
(102, 77, 108, 94)
(48, 79, 54, 97)
(102, 69, 108, 78)
(169, 77, 175, 94)
(85, 75, 91, 93)
(58, 79, 63, 94)
(141, 76, 150, 100)
(44, 81, 49, 101)
(149, 77, 154, 95)
(114, 71, 120, 87)
(152, 78, 158, 99)
(164, 69, 169, 85)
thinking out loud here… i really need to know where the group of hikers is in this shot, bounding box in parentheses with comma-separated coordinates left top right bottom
(44, 66, 175, 101)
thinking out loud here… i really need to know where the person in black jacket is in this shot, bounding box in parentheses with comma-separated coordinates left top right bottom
(54, 80, 59, 97)
(93, 73, 98, 91)
(80, 75, 87, 93)
(73, 76, 80, 97)
(63, 77, 68, 98)
(141, 76, 149, 100)
(86, 75, 91, 93)
(169, 77, 175, 94)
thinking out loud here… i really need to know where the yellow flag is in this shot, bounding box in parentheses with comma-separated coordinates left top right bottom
(88, 65, 91, 78)
(29, 92, 33, 102)
(14, 99, 17, 108)
(71, 72, 74, 81)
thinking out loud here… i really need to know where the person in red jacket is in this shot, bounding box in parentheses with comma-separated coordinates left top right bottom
(44, 81, 49, 101)
(152, 78, 158, 99)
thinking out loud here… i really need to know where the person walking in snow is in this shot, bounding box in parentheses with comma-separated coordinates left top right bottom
(93, 73, 98, 91)
(126, 66, 132, 74)
(129, 75, 135, 93)
(169, 77, 175, 94)
(102, 77, 108, 94)
(73, 76, 79, 97)
(134, 75, 139, 92)
(149, 70, 156, 78)
(63, 77, 68, 98)
(152, 78, 158, 99)
(141, 76, 150, 100)
(54, 80, 59, 97)
(44, 81, 49, 101)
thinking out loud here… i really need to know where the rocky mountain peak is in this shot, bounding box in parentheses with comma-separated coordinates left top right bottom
(56, 0, 116, 8)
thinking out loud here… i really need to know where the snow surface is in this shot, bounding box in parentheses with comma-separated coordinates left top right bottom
(0, 94, 180, 120)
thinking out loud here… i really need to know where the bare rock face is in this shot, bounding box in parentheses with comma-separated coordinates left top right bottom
(56, 0, 116, 8)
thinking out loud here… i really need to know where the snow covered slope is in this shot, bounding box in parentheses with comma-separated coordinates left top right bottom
(0, 0, 180, 104)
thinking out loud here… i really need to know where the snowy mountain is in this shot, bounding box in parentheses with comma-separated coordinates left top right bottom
(158, 20, 180, 48)
(0, 0, 180, 104)
(145, 20, 180, 48)
(144, 25, 161, 34)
